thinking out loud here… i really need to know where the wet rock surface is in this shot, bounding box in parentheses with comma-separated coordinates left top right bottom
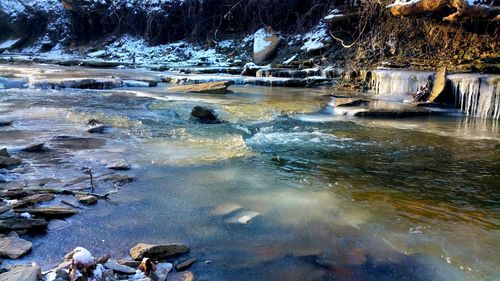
(129, 243, 190, 260)
(0, 236, 32, 259)
(190, 106, 221, 124)
(169, 81, 231, 94)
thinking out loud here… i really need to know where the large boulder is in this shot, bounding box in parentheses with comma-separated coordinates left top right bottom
(129, 243, 189, 261)
(253, 27, 282, 65)
(0, 265, 41, 281)
(0, 237, 32, 259)
(169, 81, 231, 94)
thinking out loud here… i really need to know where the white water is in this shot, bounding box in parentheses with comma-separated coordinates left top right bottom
(448, 74, 500, 120)
(371, 69, 432, 100)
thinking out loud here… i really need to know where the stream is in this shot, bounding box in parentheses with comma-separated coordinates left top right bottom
(0, 64, 499, 281)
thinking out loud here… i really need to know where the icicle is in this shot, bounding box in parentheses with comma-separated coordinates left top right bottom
(370, 70, 433, 100)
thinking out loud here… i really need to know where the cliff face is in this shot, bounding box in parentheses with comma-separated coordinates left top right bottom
(0, 0, 498, 71)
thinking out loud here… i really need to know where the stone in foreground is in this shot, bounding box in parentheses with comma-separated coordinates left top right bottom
(175, 257, 197, 271)
(0, 218, 48, 232)
(0, 265, 41, 281)
(103, 260, 136, 274)
(129, 243, 189, 261)
(169, 81, 231, 94)
(0, 237, 32, 259)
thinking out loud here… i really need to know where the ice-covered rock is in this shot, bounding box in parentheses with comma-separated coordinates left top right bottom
(253, 28, 282, 65)
(71, 247, 94, 267)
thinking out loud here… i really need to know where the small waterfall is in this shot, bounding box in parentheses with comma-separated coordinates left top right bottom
(448, 74, 500, 120)
(370, 70, 433, 100)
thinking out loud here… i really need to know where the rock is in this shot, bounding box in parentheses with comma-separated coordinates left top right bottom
(168, 271, 195, 281)
(106, 160, 130, 171)
(175, 258, 196, 271)
(0, 38, 24, 52)
(190, 106, 220, 124)
(0, 218, 48, 232)
(21, 143, 45, 153)
(428, 66, 447, 102)
(118, 259, 141, 268)
(0, 210, 15, 220)
(31, 77, 122, 90)
(0, 237, 32, 259)
(6, 231, 18, 238)
(225, 211, 259, 224)
(129, 243, 189, 261)
(333, 98, 370, 107)
(87, 119, 101, 126)
(0, 149, 9, 157)
(87, 125, 106, 134)
(0, 120, 13, 127)
(103, 260, 136, 274)
(76, 195, 98, 205)
(0, 190, 34, 199)
(0, 77, 28, 89)
(241, 63, 266, 77)
(0, 156, 21, 169)
(169, 81, 231, 94)
(253, 27, 282, 65)
(156, 262, 173, 281)
(51, 136, 107, 150)
(54, 269, 70, 281)
(87, 50, 107, 58)
(0, 265, 41, 281)
(14, 207, 78, 219)
(3, 193, 55, 210)
(102, 174, 134, 186)
(353, 108, 439, 118)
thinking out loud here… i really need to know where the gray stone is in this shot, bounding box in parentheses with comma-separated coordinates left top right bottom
(175, 257, 196, 271)
(0, 265, 41, 281)
(106, 160, 130, 171)
(14, 207, 78, 219)
(117, 259, 141, 268)
(0, 237, 32, 259)
(0, 149, 9, 157)
(129, 243, 189, 261)
(76, 195, 98, 205)
(253, 28, 282, 65)
(0, 218, 48, 232)
(0, 156, 21, 169)
(21, 143, 45, 153)
(103, 260, 136, 274)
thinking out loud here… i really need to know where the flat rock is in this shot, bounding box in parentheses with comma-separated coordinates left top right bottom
(129, 243, 189, 261)
(353, 108, 435, 118)
(175, 257, 196, 271)
(76, 195, 98, 205)
(0, 156, 22, 169)
(31, 77, 122, 90)
(334, 98, 370, 107)
(14, 207, 78, 219)
(169, 81, 231, 94)
(0, 38, 24, 51)
(0, 218, 48, 232)
(21, 143, 45, 153)
(106, 160, 130, 170)
(103, 260, 136, 274)
(0, 265, 41, 281)
(6, 193, 55, 209)
(118, 259, 141, 268)
(0, 77, 29, 89)
(0, 237, 32, 259)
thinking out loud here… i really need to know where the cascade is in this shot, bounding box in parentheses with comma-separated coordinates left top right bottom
(370, 70, 433, 100)
(448, 74, 500, 119)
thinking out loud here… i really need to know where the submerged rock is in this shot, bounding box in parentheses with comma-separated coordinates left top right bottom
(175, 257, 196, 271)
(129, 243, 189, 261)
(190, 106, 221, 124)
(0, 236, 32, 259)
(21, 143, 45, 153)
(87, 125, 106, 134)
(225, 211, 259, 224)
(170, 81, 231, 94)
(0, 265, 41, 281)
(106, 160, 130, 170)
(0, 218, 48, 232)
(168, 270, 195, 281)
(0, 156, 22, 169)
(14, 207, 78, 219)
(0, 148, 10, 157)
(77, 195, 98, 205)
(0, 120, 13, 127)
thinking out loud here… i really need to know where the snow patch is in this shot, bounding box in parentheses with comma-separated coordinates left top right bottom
(301, 23, 330, 52)
(253, 28, 273, 54)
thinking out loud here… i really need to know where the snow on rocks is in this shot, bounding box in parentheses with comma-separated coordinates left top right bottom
(71, 247, 95, 267)
(253, 27, 282, 65)
(300, 22, 331, 53)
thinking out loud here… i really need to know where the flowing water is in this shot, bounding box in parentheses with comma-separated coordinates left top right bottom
(1, 65, 499, 281)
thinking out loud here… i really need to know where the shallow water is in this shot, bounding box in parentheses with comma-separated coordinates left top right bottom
(1, 65, 499, 281)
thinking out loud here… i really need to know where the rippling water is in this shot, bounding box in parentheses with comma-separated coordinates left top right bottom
(1, 65, 499, 281)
